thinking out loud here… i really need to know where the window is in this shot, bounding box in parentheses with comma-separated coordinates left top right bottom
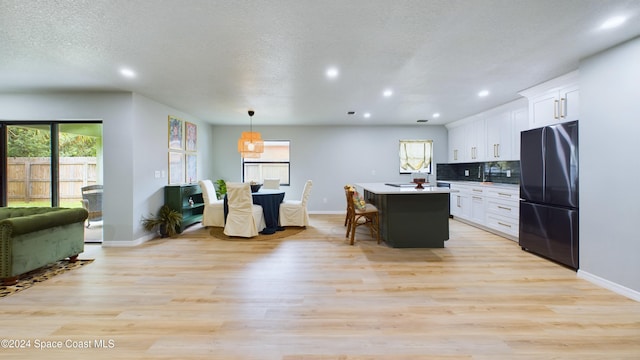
(399, 139, 433, 174)
(242, 140, 290, 185)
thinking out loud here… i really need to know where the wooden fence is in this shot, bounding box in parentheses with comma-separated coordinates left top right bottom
(7, 157, 98, 202)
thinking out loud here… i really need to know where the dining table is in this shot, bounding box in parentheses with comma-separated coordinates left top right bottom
(224, 189, 286, 235)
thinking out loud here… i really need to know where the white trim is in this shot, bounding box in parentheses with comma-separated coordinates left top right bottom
(101, 233, 156, 247)
(518, 69, 580, 98)
(578, 270, 640, 302)
(309, 210, 345, 215)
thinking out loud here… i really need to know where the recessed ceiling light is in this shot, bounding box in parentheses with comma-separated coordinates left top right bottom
(432, 113, 440, 118)
(326, 67, 339, 79)
(600, 16, 626, 30)
(478, 90, 490, 97)
(363, 112, 371, 118)
(119, 68, 136, 78)
(383, 89, 393, 97)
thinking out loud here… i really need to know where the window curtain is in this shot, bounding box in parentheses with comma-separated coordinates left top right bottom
(399, 140, 432, 173)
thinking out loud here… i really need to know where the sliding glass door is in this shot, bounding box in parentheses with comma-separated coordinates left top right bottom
(1, 121, 103, 242)
(5, 124, 53, 207)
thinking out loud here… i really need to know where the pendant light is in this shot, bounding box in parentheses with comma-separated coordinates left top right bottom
(237, 110, 264, 158)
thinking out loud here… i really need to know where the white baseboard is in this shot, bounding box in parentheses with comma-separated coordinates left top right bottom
(578, 270, 640, 302)
(309, 210, 345, 215)
(101, 233, 155, 247)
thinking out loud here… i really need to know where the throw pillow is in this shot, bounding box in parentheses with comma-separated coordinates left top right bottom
(352, 191, 366, 210)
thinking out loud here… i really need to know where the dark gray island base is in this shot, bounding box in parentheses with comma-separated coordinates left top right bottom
(357, 183, 453, 248)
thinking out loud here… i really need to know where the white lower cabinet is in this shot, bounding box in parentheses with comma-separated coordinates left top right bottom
(484, 187, 519, 240)
(449, 182, 519, 240)
(450, 188, 470, 219)
(470, 188, 486, 225)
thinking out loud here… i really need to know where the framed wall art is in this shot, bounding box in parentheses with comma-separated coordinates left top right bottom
(168, 115, 184, 150)
(399, 139, 433, 174)
(185, 121, 197, 152)
(186, 154, 197, 184)
(168, 151, 184, 185)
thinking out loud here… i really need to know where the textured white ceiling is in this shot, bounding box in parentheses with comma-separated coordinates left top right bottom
(1, 0, 640, 126)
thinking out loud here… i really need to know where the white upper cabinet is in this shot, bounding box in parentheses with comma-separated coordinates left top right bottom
(448, 125, 465, 162)
(446, 99, 528, 163)
(465, 118, 486, 161)
(519, 70, 579, 128)
(485, 110, 512, 160)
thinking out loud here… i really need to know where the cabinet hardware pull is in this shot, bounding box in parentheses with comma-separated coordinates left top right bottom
(498, 192, 511, 197)
(554, 99, 559, 119)
(473, 196, 482, 200)
(496, 143, 500, 158)
(457, 196, 461, 207)
(498, 222, 512, 228)
(473, 189, 482, 192)
(498, 206, 511, 211)
(560, 97, 566, 118)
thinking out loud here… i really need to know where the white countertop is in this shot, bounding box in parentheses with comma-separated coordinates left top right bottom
(437, 180, 519, 190)
(355, 183, 457, 195)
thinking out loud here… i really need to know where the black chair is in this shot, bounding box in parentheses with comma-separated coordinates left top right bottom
(81, 185, 103, 228)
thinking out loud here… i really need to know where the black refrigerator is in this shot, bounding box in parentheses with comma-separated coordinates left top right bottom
(519, 120, 579, 270)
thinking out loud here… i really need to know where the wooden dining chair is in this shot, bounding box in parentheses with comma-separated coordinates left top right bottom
(223, 182, 265, 237)
(344, 185, 380, 245)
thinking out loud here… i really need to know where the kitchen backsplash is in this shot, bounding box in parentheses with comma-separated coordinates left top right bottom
(436, 161, 520, 185)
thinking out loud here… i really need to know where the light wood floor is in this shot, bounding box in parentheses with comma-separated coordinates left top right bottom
(2, 215, 639, 360)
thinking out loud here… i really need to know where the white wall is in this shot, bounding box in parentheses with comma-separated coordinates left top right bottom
(131, 94, 212, 240)
(208, 125, 449, 212)
(579, 36, 640, 295)
(0, 92, 209, 244)
(0, 92, 135, 243)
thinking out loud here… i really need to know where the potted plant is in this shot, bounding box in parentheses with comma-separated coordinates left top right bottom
(215, 179, 227, 200)
(141, 205, 183, 238)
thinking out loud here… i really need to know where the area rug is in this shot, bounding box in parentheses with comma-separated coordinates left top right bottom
(209, 226, 306, 241)
(0, 259, 94, 298)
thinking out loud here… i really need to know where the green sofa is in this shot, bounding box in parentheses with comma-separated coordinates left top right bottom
(0, 207, 88, 285)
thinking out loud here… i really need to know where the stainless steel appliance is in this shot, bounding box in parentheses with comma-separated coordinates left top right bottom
(519, 121, 579, 269)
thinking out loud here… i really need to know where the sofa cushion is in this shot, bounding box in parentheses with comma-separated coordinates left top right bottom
(0, 208, 88, 237)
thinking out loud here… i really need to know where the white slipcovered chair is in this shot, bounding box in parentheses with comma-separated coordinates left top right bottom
(279, 180, 313, 227)
(223, 182, 266, 237)
(198, 180, 225, 227)
(263, 178, 280, 190)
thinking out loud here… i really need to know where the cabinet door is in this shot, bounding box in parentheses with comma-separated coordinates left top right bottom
(485, 111, 512, 160)
(559, 84, 579, 122)
(470, 194, 485, 224)
(465, 119, 486, 161)
(450, 185, 471, 219)
(529, 92, 558, 128)
(448, 126, 465, 163)
(452, 193, 470, 219)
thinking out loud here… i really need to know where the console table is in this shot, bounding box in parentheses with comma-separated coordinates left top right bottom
(165, 184, 204, 233)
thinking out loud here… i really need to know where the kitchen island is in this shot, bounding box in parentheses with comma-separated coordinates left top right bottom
(356, 183, 456, 248)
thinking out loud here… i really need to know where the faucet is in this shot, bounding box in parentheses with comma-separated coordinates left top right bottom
(479, 165, 486, 182)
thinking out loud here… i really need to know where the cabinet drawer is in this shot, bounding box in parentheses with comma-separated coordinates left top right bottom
(486, 199, 519, 218)
(485, 187, 519, 201)
(486, 213, 519, 238)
